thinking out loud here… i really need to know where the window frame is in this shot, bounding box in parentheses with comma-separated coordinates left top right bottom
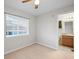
(5, 13, 30, 37)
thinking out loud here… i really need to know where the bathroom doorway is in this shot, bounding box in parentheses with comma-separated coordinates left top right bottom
(58, 12, 74, 51)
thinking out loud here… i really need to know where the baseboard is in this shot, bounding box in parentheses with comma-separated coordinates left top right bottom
(36, 42, 58, 50)
(5, 42, 58, 55)
(5, 42, 35, 55)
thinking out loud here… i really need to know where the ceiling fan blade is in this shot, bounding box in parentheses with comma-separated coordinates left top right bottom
(22, 0, 32, 3)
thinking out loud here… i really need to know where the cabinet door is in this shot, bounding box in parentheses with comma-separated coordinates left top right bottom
(62, 36, 74, 48)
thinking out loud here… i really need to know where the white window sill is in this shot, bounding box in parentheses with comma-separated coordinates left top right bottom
(5, 33, 29, 37)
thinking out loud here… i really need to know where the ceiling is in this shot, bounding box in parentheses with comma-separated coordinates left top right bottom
(4, 0, 74, 16)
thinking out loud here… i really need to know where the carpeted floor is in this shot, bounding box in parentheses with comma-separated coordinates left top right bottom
(5, 44, 74, 59)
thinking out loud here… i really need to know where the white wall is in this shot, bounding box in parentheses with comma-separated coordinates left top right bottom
(36, 5, 74, 49)
(4, 7, 36, 54)
(36, 13, 59, 49)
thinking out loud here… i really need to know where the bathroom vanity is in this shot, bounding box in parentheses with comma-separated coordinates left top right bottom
(62, 34, 74, 48)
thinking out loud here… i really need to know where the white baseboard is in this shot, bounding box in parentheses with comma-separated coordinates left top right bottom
(36, 42, 58, 50)
(5, 42, 58, 55)
(5, 42, 35, 55)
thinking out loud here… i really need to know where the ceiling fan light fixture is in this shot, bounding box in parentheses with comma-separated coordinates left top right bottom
(34, 0, 40, 5)
(35, 5, 38, 9)
(34, 0, 40, 9)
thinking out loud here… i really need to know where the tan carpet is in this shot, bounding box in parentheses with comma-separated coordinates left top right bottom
(5, 44, 74, 59)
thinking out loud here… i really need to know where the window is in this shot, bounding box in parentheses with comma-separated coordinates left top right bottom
(5, 14, 29, 37)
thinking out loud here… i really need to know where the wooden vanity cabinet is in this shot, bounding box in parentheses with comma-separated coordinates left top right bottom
(62, 35, 74, 48)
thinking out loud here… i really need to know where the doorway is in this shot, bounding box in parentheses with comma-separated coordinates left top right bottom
(58, 12, 74, 51)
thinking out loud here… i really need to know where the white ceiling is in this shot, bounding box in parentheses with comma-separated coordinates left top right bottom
(5, 0, 74, 16)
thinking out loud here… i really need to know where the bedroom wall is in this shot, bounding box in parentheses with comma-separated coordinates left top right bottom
(4, 7, 36, 54)
(36, 5, 74, 49)
(36, 13, 59, 49)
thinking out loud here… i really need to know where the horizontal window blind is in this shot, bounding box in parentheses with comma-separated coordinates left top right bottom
(5, 14, 29, 37)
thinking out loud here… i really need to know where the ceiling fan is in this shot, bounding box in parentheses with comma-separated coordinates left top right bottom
(22, 0, 40, 9)
(22, 0, 32, 3)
